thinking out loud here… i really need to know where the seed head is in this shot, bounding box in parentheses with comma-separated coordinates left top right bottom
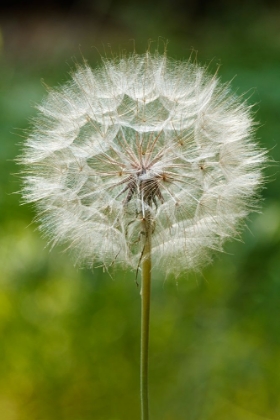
(20, 52, 266, 275)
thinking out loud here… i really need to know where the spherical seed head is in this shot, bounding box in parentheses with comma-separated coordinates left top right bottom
(20, 52, 266, 275)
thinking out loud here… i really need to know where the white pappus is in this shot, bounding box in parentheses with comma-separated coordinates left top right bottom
(20, 51, 266, 276)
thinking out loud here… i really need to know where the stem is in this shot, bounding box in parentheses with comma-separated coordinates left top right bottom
(140, 217, 152, 420)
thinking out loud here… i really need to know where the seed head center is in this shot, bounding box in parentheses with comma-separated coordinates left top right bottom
(120, 163, 164, 208)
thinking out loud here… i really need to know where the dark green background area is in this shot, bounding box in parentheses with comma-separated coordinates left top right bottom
(0, 2, 279, 419)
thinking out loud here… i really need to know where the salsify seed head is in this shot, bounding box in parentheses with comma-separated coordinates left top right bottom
(20, 51, 266, 275)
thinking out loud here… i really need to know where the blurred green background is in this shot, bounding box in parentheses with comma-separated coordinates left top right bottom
(0, 1, 280, 419)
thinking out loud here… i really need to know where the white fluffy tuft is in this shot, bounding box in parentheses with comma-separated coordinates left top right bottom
(20, 52, 266, 275)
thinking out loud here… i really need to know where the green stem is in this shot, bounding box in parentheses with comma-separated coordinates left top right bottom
(140, 218, 152, 420)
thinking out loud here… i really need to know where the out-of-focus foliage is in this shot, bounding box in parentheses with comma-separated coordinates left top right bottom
(0, 2, 279, 419)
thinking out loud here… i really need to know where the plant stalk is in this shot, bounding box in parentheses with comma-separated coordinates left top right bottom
(140, 217, 152, 420)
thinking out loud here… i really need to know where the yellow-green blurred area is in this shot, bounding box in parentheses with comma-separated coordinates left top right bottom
(0, 1, 280, 419)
